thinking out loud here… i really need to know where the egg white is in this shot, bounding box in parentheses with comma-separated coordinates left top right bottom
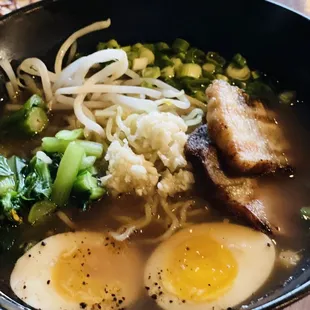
(10, 231, 143, 310)
(144, 222, 276, 310)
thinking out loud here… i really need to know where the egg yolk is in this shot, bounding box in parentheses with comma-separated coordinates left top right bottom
(51, 243, 126, 305)
(162, 234, 238, 302)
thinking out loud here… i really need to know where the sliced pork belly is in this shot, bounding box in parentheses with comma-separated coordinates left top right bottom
(185, 125, 274, 233)
(205, 79, 289, 174)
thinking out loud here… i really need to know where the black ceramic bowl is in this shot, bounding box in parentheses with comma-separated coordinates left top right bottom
(0, 0, 310, 309)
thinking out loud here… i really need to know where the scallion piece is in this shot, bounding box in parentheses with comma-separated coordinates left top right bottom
(194, 90, 207, 102)
(121, 46, 131, 53)
(139, 48, 155, 65)
(206, 52, 226, 67)
(232, 53, 247, 68)
(215, 74, 229, 81)
(202, 63, 216, 74)
(97, 42, 107, 50)
(185, 48, 205, 64)
(171, 58, 183, 71)
(155, 42, 170, 52)
(155, 53, 174, 68)
(251, 70, 261, 80)
(132, 43, 143, 52)
(106, 39, 120, 49)
(226, 64, 250, 81)
(172, 38, 190, 53)
(143, 44, 155, 52)
(142, 67, 161, 78)
(279, 91, 296, 105)
(132, 57, 148, 71)
(178, 64, 202, 79)
(161, 66, 175, 79)
(51, 142, 85, 207)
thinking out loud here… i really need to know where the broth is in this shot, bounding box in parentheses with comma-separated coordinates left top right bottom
(0, 103, 310, 309)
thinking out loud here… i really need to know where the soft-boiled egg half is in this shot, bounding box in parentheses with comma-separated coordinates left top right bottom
(10, 231, 143, 310)
(144, 222, 276, 310)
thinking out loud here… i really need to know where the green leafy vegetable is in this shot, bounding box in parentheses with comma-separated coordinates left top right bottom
(28, 200, 57, 225)
(51, 142, 85, 207)
(0, 156, 14, 177)
(23, 156, 52, 200)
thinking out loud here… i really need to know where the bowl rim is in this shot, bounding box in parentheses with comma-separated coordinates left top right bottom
(0, 0, 310, 309)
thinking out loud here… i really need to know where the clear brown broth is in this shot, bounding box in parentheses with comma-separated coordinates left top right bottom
(0, 104, 310, 310)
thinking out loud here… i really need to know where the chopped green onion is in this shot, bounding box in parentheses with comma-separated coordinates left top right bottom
(172, 38, 190, 53)
(202, 63, 216, 74)
(28, 201, 57, 225)
(121, 46, 131, 53)
(161, 66, 175, 79)
(251, 70, 261, 80)
(232, 53, 247, 68)
(202, 70, 215, 80)
(226, 64, 250, 81)
(139, 48, 155, 65)
(0, 94, 48, 136)
(106, 39, 120, 49)
(141, 81, 154, 89)
(192, 90, 206, 102)
(142, 67, 161, 78)
(155, 53, 173, 68)
(143, 44, 155, 53)
(164, 78, 182, 89)
(279, 91, 296, 105)
(132, 43, 143, 52)
(246, 81, 277, 104)
(185, 48, 205, 64)
(178, 64, 202, 79)
(21, 107, 48, 135)
(171, 58, 183, 71)
(55, 129, 84, 141)
(132, 57, 148, 71)
(176, 52, 186, 62)
(155, 42, 170, 52)
(182, 78, 211, 89)
(206, 52, 226, 67)
(97, 42, 107, 50)
(51, 142, 84, 207)
(232, 80, 247, 89)
(215, 74, 229, 81)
